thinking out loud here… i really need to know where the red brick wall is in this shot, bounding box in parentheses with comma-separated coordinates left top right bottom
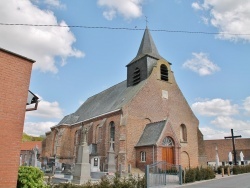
(0, 49, 33, 188)
(42, 59, 201, 172)
(124, 59, 199, 168)
(136, 146, 154, 171)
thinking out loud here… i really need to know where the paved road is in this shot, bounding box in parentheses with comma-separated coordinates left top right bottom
(176, 173, 250, 188)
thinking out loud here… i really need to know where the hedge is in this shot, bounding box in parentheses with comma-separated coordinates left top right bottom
(183, 166, 215, 183)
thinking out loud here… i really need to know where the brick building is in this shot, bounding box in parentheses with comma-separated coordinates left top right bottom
(0, 48, 38, 188)
(204, 138, 250, 166)
(42, 28, 206, 172)
(20, 141, 42, 166)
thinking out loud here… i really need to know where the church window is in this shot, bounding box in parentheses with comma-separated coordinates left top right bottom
(133, 67, 141, 85)
(74, 130, 81, 162)
(110, 121, 115, 148)
(74, 130, 81, 145)
(180, 124, 187, 142)
(160, 64, 168, 81)
(140, 151, 146, 162)
(97, 125, 102, 142)
(162, 136, 174, 146)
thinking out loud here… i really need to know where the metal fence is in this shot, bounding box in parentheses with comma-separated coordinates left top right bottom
(145, 161, 182, 188)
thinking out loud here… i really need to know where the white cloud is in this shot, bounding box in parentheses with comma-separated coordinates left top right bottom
(191, 2, 203, 10)
(24, 121, 56, 136)
(243, 96, 250, 116)
(200, 124, 250, 140)
(183, 52, 220, 76)
(192, 1, 250, 41)
(97, 0, 143, 20)
(44, 0, 65, 8)
(103, 10, 117, 20)
(192, 98, 238, 116)
(211, 116, 250, 131)
(199, 126, 228, 140)
(26, 96, 63, 119)
(0, 0, 83, 73)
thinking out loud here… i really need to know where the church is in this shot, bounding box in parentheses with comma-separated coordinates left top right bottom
(42, 27, 207, 172)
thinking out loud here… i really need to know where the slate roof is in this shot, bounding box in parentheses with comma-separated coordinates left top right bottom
(57, 27, 162, 126)
(127, 27, 163, 66)
(136, 120, 166, 147)
(58, 80, 145, 125)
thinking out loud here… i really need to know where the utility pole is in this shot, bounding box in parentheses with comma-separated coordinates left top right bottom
(224, 129, 241, 165)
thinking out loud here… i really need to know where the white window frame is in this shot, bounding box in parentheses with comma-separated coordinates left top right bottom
(140, 151, 146, 162)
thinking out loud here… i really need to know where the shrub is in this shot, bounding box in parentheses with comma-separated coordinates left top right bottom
(217, 166, 222, 174)
(185, 168, 196, 183)
(17, 166, 48, 188)
(233, 165, 250, 175)
(195, 167, 201, 181)
(184, 167, 215, 184)
(52, 174, 146, 188)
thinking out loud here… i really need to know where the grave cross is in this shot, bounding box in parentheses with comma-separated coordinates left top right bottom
(109, 138, 115, 151)
(224, 129, 241, 165)
(81, 127, 88, 145)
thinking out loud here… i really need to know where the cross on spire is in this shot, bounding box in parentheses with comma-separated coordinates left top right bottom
(145, 16, 149, 27)
(224, 129, 241, 165)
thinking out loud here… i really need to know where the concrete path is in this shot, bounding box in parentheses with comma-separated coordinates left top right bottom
(164, 173, 250, 188)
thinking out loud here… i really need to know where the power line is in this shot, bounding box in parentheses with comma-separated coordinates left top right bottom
(1, 23, 250, 36)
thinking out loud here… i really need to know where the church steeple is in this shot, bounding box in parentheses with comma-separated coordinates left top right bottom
(131, 27, 163, 64)
(126, 27, 164, 87)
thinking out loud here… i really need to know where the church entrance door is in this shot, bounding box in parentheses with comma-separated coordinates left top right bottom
(162, 136, 175, 164)
(162, 147, 174, 164)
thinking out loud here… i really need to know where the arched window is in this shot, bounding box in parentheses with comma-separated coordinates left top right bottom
(160, 64, 168, 81)
(97, 125, 102, 143)
(74, 130, 81, 145)
(110, 121, 115, 148)
(162, 136, 174, 146)
(74, 130, 81, 162)
(133, 67, 141, 85)
(140, 151, 146, 162)
(180, 124, 187, 142)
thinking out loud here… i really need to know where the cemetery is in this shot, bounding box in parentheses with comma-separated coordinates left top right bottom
(17, 128, 250, 187)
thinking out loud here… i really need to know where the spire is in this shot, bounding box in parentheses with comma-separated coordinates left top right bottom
(128, 27, 163, 65)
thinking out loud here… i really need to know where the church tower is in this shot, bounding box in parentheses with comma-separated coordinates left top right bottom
(126, 27, 170, 87)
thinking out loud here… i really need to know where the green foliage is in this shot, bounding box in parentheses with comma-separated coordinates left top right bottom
(217, 166, 222, 174)
(17, 166, 48, 188)
(184, 166, 215, 184)
(184, 168, 196, 183)
(22, 133, 44, 142)
(233, 165, 250, 175)
(52, 174, 145, 188)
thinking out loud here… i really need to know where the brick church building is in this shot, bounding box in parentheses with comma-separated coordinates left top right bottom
(42, 27, 206, 172)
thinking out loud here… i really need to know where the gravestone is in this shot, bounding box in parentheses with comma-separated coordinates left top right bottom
(91, 157, 100, 172)
(107, 138, 116, 173)
(228, 152, 232, 165)
(72, 127, 91, 184)
(240, 151, 244, 165)
(20, 155, 22, 166)
(215, 146, 219, 169)
(31, 145, 38, 167)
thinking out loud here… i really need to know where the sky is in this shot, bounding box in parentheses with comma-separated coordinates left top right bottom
(1, 0, 250, 140)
